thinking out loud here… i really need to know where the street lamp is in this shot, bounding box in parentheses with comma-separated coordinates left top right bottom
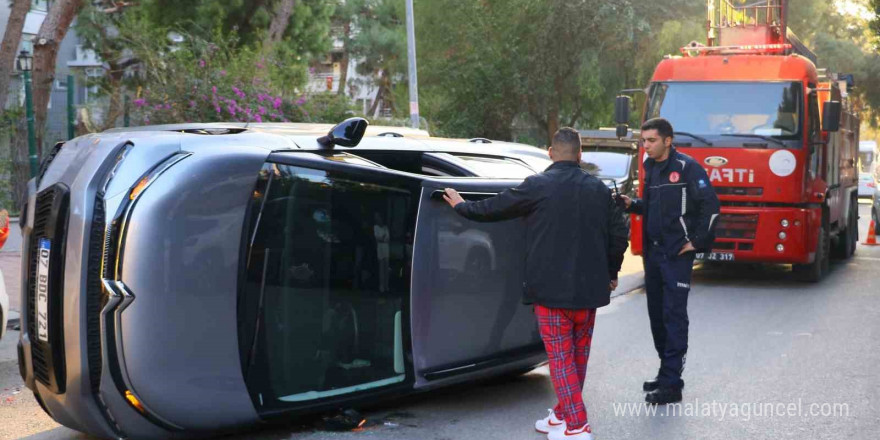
(18, 49, 38, 178)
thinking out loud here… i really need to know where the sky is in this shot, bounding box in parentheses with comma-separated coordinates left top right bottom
(835, 0, 875, 20)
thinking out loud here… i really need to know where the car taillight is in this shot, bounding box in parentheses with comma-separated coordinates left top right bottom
(0, 210, 8, 250)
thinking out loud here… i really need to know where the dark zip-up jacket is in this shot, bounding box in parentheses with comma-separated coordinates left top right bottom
(453, 161, 629, 309)
(627, 147, 721, 256)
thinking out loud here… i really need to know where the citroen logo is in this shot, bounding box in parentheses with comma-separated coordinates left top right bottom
(705, 156, 728, 167)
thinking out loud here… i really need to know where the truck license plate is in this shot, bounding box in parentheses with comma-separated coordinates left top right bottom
(36, 238, 50, 343)
(696, 252, 735, 262)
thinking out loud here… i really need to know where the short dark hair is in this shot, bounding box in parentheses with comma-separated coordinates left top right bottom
(641, 118, 674, 139)
(552, 127, 581, 157)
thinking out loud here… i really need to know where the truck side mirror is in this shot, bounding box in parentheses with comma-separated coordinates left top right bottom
(614, 96, 631, 139)
(614, 96, 631, 125)
(822, 101, 841, 132)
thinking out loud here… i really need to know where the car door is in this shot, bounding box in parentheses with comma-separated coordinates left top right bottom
(410, 178, 545, 388)
(239, 151, 425, 415)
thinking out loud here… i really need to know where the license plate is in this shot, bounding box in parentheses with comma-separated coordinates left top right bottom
(36, 238, 50, 343)
(696, 251, 735, 262)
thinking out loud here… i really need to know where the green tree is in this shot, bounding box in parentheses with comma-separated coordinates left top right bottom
(417, 0, 670, 143)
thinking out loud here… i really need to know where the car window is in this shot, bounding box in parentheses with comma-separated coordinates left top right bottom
(240, 163, 416, 408)
(445, 154, 537, 178)
(581, 152, 631, 178)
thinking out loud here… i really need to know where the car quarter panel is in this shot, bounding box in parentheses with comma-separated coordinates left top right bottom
(115, 145, 268, 430)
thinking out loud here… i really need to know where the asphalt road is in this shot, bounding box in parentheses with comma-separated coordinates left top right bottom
(1, 203, 878, 440)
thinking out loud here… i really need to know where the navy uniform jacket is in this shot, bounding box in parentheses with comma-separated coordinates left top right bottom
(454, 161, 629, 309)
(627, 147, 721, 256)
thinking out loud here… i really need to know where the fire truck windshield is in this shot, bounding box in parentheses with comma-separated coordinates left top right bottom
(646, 81, 803, 146)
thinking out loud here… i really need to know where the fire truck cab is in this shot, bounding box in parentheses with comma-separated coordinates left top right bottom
(616, 0, 859, 282)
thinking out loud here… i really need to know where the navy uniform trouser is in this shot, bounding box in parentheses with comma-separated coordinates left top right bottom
(644, 244, 695, 389)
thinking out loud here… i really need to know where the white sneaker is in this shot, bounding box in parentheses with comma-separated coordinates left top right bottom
(534, 409, 566, 434)
(547, 423, 593, 440)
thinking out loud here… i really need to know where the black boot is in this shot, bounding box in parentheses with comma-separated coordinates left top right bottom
(643, 377, 684, 392)
(645, 386, 683, 404)
(643, 377, 661, 392)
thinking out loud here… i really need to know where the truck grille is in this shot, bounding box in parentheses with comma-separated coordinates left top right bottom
(26, 185, 69, 393)
(715, 214, 758, 240)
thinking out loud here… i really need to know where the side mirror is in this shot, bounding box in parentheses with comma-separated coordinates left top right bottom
(318, 117, 369, 148)
(614, 95, 631, 140)
(822, 101, 841, 132)
(614, 96, 631, 125)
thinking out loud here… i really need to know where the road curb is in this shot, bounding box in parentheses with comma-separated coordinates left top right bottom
(6, 310, 20, 329)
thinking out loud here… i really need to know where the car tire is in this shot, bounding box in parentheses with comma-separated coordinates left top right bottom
(793, 219, 829, 283)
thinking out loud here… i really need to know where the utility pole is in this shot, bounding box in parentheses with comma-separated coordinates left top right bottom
(405, 0, 420, 129)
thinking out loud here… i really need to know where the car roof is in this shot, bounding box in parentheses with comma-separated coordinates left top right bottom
(102, 122, 546, 158)
(105, 122, 432, 138)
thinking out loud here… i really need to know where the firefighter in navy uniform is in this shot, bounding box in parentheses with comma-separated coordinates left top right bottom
(621, 118, 720, 404)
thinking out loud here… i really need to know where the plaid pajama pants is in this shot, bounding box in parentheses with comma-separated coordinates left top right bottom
(534, 304, 597, 430)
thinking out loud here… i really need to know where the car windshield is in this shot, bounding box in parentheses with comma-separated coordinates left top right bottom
(448, 154, 537, 178)
(581, 152, 630, 178)
(646, 81, 803, 141)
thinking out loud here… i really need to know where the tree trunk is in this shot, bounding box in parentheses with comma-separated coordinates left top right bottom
(265, 0, 296, 47)
(33, 0, 83, 156)
(546, 105, 559, 146)
(368, 77, 385, 117)
(337, 22, 351, 96)
(0, 0, 30, 110)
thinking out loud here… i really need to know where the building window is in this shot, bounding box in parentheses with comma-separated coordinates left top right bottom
(31, 0, 49, 12)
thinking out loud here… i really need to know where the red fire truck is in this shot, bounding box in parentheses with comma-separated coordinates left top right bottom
(616, 0, 860, 281)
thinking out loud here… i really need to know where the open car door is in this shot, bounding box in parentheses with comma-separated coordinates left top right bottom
(410, 178, 545, 388)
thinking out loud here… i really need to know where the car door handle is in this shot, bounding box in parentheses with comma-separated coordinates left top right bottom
(430, 190, 497, 201)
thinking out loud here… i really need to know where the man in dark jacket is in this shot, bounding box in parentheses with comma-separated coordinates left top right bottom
(621, 117, 720, 405)
(443, 127, 628, 440)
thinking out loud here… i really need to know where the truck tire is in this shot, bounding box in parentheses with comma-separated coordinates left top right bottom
(793, 220, 829, 283)
(833, 197, 857, 259)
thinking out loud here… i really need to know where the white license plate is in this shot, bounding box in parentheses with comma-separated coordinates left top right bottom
(36, 238, 50, 343)
(696, 251, 735, 262)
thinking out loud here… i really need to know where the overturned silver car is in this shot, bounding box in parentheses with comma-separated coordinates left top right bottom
(18, 119, 548, 439)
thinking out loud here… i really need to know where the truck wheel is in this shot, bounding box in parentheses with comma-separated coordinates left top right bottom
(793, 221, 829, 283)
(833, 197, 857, 259)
